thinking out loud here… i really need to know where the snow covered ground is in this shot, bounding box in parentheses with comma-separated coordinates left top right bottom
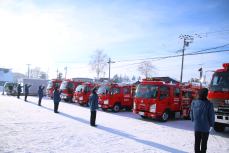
(0, 94, 228, 153)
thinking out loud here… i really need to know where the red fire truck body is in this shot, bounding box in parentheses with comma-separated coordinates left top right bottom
(46, 79, 62, 98)
(133, 79, 197, 121)
(73, 82, 97, 106)
(60, 79, 83, 102)
(208, 63, 229, 132)
(98, 83, 133, 112)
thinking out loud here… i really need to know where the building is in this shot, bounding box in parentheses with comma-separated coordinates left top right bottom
(0, 68, 13, 91)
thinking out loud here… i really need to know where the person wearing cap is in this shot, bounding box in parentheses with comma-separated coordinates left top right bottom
(89, 87, 98, 127)
(190, 88, 215, 153)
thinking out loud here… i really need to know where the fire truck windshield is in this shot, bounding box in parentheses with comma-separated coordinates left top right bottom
(60, 81, 74, 90)
(47, 81, 53, 89)
(75, 85, 84, 92)
(209, 71, 229, 91)
(97, 85, 110, 94)
(135, 84, 158, 98)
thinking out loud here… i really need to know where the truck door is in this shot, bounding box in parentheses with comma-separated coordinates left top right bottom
(110, 87, 121, 106)
(159, 86, 170, 113)
(122, 87, 132, 107)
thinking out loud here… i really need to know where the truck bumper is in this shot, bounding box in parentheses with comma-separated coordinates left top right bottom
(215, 114, 229, 124)
(133, 110, 161, 119)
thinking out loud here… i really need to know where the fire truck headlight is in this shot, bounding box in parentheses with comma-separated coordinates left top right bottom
(79, 96, 83, 100)
(149, 104, 156, 113)
(104, 100, 109, 104)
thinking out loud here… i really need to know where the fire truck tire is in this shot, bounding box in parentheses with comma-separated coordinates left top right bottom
(113, 103, 121, 112)
(161, 110, 169, 122)
(214, 123, 225, 132)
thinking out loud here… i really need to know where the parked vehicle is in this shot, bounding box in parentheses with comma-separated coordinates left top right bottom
(98, 83, 134, 112)
(20, 78, 48, 96)
(133, 78, 199, 121)
(46, 79, 62, 99)
(60, 79, 83, 102)
(3, 82, 18, 95)
(73, 82, 97, 106)
(208, 63, 229, 132)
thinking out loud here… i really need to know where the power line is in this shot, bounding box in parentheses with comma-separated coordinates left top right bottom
(112, 49, 229, 69)
(114, 44, 229, 63)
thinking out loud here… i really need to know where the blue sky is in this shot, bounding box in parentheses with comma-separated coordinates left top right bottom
(0, 0, 228, 82)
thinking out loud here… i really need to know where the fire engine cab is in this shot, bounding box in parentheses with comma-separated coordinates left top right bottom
(98, 83, 134, 112)
(208, 63, 229, 132)
(133, 78, 197, 121)
(60, 79, 83, 102)
(46, 79, 62, 99)
(73, 82, 97, 106)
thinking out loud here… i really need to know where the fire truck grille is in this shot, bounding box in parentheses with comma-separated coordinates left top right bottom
(218, 107, 229, 115)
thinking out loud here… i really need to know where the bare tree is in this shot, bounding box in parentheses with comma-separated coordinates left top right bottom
(138, 61, 155, 78)
(30, 67, 48, 79)
(89, 50, 108, 79)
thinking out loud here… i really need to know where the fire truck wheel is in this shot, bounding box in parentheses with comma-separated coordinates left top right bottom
(161, 111, 169, 122)
(214, 123, 225, 132)
(113, 104, 121, 112)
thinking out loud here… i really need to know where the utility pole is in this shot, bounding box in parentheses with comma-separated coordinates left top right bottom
(107, 58, 115, 81)
(27, 64, 31, 78)
(64, 66, 67, 79)
(198, 67, 203, 88)
(179, 34, 193, 83)
(56, 69, 59, 79)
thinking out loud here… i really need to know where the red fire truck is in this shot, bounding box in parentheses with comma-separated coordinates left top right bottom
(60, 79, 83, 102)
(180, 84, 199, 119)
(133, 79, 196, 121)
(208, 63, 229, 132)
(98, 83, 134, 112)
(73, 82, 97, 106)
(46, 79, 62, 99)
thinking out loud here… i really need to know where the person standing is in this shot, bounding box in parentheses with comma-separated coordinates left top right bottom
(38, 85, 45, 106)
(89, 87, 98, 127)
(53, 87, 62, 113)
(17, 84, 22, 99)
(190, 88, 215, 153)
(24, 84, 32, 101)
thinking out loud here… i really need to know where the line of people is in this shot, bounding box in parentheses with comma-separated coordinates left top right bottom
(16, 84, 99, 127)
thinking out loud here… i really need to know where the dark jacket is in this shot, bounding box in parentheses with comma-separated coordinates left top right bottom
(89, 93, 98, 111)
(17, 85, 22, 93)
(38, 86, 45, 98)
(190, 99, 215, 132)
(53, 90, 62, 103)
(25, 85, 31, 94)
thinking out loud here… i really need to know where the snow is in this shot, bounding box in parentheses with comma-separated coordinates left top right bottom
(0, 95, 228, 153)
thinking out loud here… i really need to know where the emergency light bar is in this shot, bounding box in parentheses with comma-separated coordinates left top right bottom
(223, 63, 229, 70)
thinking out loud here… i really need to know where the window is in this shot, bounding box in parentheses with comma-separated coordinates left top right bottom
(111, 87, 120, 94)
(123, 87, 130, 94)
(160, 86, 169, 99)
(174, 88, 180, 97)
(135, 84, 158, 98)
